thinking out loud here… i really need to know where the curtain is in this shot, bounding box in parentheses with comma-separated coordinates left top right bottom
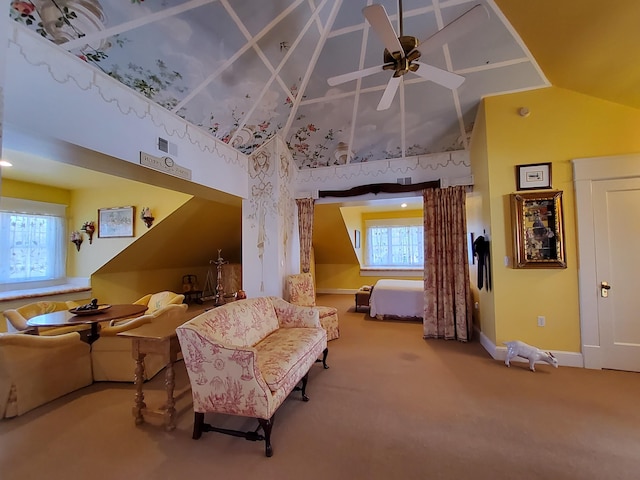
(296, 198, 314, 273)
(423, 186, 473, 341)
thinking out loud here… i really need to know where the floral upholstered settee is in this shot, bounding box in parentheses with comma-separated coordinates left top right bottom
(176, 296, 327, 457)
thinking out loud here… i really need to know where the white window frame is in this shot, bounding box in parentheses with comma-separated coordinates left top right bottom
(0, 197, 68, 292)
(364, 217, 424, 270)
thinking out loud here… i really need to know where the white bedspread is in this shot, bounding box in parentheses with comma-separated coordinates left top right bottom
(369, 279, 424, 318)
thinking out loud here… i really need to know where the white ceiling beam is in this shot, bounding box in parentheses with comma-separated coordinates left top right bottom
(308, 0, 326, 35)
(225, 0, 332, 147)
(347, 0, 375, 159)
(281, 0, 343, 142)
(174, 0, 306, 112)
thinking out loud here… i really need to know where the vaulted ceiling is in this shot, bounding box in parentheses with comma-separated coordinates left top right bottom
(6, 0, 640, 175)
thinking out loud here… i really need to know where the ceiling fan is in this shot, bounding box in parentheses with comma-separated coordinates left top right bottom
(327, 2, 490, 110)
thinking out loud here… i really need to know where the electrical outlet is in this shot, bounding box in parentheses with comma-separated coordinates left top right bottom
(537, 316, 545, 327)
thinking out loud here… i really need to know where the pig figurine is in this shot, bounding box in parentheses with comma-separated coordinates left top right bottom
(504, 340, 558, 372)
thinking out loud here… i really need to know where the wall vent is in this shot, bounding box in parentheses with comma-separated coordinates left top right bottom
(397, 177, 412, 185)
(158, 137, 169, 153)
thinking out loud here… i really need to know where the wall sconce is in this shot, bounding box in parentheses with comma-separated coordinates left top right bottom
(140, 207, 155, 228)
(70, 231, 83, 251)
(81, 221, 96, 244)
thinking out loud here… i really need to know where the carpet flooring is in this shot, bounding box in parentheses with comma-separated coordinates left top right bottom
(1, 294, 638, 480)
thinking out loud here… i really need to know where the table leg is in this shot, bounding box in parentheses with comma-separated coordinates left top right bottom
(164, 361, 176, 431)
(87, 323, 100, 344)
(133, 351, 147, 425)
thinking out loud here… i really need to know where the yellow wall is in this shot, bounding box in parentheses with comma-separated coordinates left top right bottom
(480, 86, 640, 352)
(339, 206, 364, 264)
(2, 178, 71, 205)
(469, 100, 496, 343)
(68, 183, 191, 277)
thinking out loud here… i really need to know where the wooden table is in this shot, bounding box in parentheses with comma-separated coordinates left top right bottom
(117, 318, 191, 431)
(27, 304, 147, 343)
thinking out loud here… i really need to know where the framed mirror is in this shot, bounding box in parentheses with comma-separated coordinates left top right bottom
(511, 191, 566, 269)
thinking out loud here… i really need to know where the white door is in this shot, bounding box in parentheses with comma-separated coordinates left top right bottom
(592, 178, 640, 371)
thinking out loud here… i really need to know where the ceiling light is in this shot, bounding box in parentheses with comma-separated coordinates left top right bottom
(0, 160, 12, 167)
(401, 203, 407, 208)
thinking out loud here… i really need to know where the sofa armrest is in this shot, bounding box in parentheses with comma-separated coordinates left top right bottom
(104, 304, 188, 335)
(269, 297, 321, 329)
(133, 294, 152, 309)
(177, 328, 275, 418)
(3, 310, 29, 331)
(101, 315, 153, 336)
(0, 332, 83, 348)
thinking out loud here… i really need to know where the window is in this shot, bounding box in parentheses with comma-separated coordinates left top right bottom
(365, 218, 424, 267)
(0, 198, 67, 291)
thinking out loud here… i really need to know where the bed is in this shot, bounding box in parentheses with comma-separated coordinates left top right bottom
(369, 279, 424, 319)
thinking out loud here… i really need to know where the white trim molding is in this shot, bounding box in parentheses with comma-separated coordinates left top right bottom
(477, 329, 584, 369)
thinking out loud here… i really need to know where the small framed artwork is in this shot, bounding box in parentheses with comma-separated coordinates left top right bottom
(354, 229, 361, 248)
(516, 162, 552, 190)
(511, 191, 566, 269)
(98, 206, 135, 238)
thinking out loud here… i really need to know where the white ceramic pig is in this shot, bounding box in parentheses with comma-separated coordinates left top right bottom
(504, 340, 558, 372)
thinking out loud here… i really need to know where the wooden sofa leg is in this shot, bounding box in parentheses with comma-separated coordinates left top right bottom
(193, 412, 205, 439)
(258, 418, 274, 457)
(300, 372, 309, 402)
(315, 347, 329, 369)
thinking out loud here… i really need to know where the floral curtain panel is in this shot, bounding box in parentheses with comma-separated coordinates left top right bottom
(296, 198, 314, 273)
(422, 186, 473, 341)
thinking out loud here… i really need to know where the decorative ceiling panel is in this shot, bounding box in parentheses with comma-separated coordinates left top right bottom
(9, 0, 549, 168)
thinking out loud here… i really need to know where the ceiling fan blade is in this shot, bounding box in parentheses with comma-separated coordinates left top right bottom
(415, 4, 490, 56)
(363, 4, 404, 58)
(377, 76, 401, 111)
(327, 65, 384, 86)
(413, 61, 465, 89)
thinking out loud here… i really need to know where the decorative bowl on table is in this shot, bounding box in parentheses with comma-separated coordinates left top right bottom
(69, 304, 111, 315)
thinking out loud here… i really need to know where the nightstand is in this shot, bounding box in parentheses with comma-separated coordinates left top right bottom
(355, 289, 371, 312)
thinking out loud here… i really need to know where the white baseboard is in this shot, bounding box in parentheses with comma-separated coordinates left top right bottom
(476, 328, 584, 368)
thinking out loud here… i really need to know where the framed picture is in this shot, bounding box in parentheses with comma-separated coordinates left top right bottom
(354, 229, 361, 248)
(516, 162, 552, 190)
(98, 206, 135, 238)
(511, 191, 566, 269)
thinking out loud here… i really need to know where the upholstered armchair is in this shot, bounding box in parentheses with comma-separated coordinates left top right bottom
(3, 301, 89, 336)
(0, 332, 93, 418)
(91, 303, 188, 382)
(133, 291, 185, 314)
(286, 272, 339, 341)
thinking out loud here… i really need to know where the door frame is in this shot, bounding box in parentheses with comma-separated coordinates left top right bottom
(573, 153, 640, 369)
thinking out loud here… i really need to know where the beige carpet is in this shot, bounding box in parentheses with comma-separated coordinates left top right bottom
(1, 294, 638, 480)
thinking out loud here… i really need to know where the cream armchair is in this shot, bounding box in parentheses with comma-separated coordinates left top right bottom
(286, 272, 340, 341)
(133, 291, 185, 314)
(3, 301, 89, 336)
(0, 332, 93, 418)
(91, 303, 188, 382)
